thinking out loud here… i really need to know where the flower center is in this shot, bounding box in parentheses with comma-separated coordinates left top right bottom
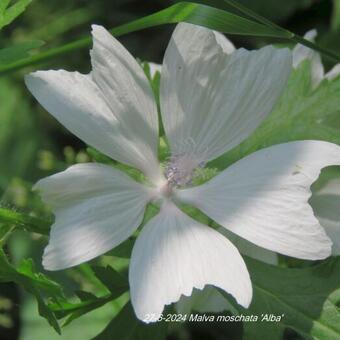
(164, 153, 205, 188)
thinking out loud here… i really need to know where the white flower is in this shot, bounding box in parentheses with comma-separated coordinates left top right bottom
(311, 178, 340, 255)
(293, 29, 340, 88)
(147, 62, 162, 78)
(25, 23, 340, 322)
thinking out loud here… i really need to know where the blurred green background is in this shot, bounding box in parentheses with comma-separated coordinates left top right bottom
(1, 0, 340, 339)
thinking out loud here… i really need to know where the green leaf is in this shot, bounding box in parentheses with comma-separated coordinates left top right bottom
(332, 0, 340, 30)
(211, 61, 340, 170)
(16, 259, 62, 296)
(49, 295, 113, 320)
(75, 290, 98, 302)
(0, 224, 15, 246)
(0, 77, 45, 190)
(86, 147, 115, 165)
(220, 257, 340, 339)
(0, 40, 44, 65)
(0, 248, 16, 281)
(93, 302, 167, 340)
(91, 266, 128, 296)
(0, 0, 32, 30)
(236, 0, 313, 23)
(49, 266, 128, 326)
(0, 1, 11, 14)
(0, 249, 62, 333)
(1, 1, 338, 75)
(0, 207, 51, 235)
(21, 295, 118, 340)
(107, 237, 135, 258)
(61, 296, 114, 327)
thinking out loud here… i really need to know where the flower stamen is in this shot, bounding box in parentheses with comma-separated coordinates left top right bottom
(164, 153, 205, 188)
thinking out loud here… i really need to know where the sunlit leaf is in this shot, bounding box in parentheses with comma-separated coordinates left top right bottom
(0, 0, 32, 30)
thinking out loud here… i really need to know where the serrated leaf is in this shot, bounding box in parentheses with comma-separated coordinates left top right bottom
(16, 259, 62, 297)
(49, 293, 116, 328)
(0, 249, 62, 333)
(220, 257, 340, 339)
(48, 266, 129, 327)
(61, 296, 113, 327)
(0, 207, 51, 235)
(92, 302, 167, 340)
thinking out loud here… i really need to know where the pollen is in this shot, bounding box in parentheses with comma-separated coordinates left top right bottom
(164, 153, 205, 187)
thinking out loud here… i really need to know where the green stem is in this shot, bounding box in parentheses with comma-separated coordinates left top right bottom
(0, 1, 339, 75)
(0, 36, 91, 75)
(223, 0, 287, 31)
(291, 34, 340, 63)
(222, 0, 340, 63)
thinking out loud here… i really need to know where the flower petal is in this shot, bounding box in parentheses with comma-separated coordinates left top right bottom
(35, 163, 152, 270)
(160, 22, 292, 162)
(310, 178, 340, 255)
(147, 62, 162, 78)
(213, 31, 235, 54)
(292, 29, 324, 88)
(325, 64, 340, 81)
(25, 25, 160, 182)
(129, 201, 252, 322)
(177, 141, 340, 260)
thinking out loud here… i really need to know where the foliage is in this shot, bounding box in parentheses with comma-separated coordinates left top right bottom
(221, 257, 340, 340)
(0, 0, 32, 31)
(1, 1, 340, 339)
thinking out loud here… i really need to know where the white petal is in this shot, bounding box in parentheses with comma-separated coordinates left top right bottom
(161, 22, 292, 162)
(177, 141, 340, 260)
(25, 25, 161, 182)
(34, 163, 152, 270)
(213, 31, 235, 54)
(292, 29, 324, 88)
(129, 201, 252, 322)
(310, 178, 340, 255)
(325, 64, 340, 80)
(176, 231, 277, 315)
(176, 229, 277, 315)
(292, 29, 317, 66)
(147, 62, 162, 78)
